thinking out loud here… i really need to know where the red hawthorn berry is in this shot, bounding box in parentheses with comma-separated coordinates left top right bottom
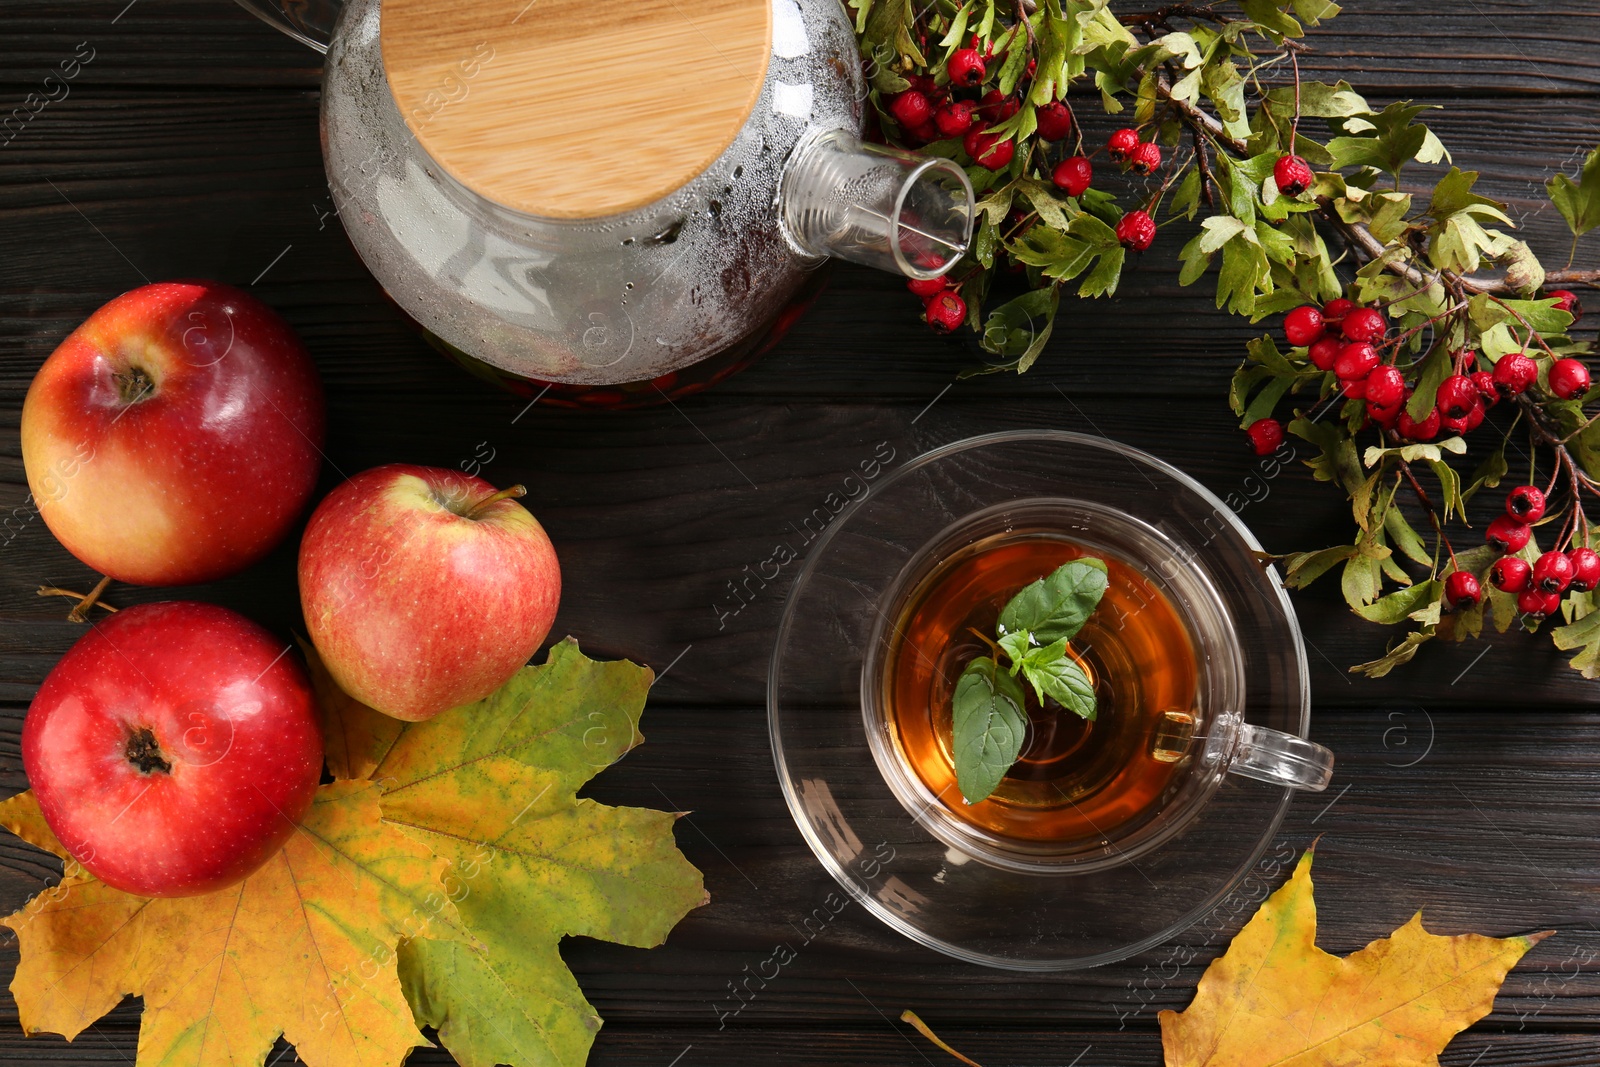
(1397, 406, 1440, 441)
(1341, 306, 1387, 343)
(1365, 365, 1406, 408)
(1334, 342, 1380, 382)
(1462, 399, 1487, 432)
(907, 276, 947, 299)
(977, 89, 1019, 123)
(1107, 127, 1141, 161)
(888, 90, 932, 129)
(1052, 156, 1093, 197)
(1490, 556, 1532, 593)
(963, 127, 1014, 170)
(1492, 352, 1538, 398)
(1284, 306, 1326, 347)
(1568, 548, 1600, 592)
(1470, 370, 1498, 404)
(1322, 298, 1355, 327)
(925, 290, 966, 332)
(1307, 336, 1342, 371)
(1549, 289, 1583, 318)
(1343, 376, 1368, 400)
(1445, 570, 1482, 610)
(1435, 375, 1478, 420)
(1517, 587, 1561, 618)
(907, 120, 941, 145)
(1533, 550, 1576, 593)
(1116, 210, 1156, 252)
(1274, 154, 1314, 197)
(1129, 141, 1162, 175)
(1035, 101, 1074, 141)
(1506, 485, 1546, 524)
(1245, 418, 1284, 455)
(1368, 397, 1402, 426)
(934, 100, 977, 138)
(1550, 358, 1591, 399)
(948, 48, 986, 87)
(1486, 514, 1532, 554)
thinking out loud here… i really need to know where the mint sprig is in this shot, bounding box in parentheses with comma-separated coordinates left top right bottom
(951, 558, 1108, 804)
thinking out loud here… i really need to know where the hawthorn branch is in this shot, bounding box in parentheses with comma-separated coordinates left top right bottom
(1155, 83, 1600, 296)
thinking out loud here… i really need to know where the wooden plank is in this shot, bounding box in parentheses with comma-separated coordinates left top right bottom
(1, 709, 1596, 1033)
(0, 1027, 1592, 1066)
(0, 393, 1595, 706)
(0, 0, 1597, 94)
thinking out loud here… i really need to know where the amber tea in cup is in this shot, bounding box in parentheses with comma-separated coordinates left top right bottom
(863, 498, 1330, 874)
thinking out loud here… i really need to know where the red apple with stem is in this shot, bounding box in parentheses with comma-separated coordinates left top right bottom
(298, 464, 562, 721)
(22, 601, 324, 897)
(21, 280, 325, 586)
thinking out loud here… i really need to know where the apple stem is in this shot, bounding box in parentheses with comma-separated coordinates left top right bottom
(465, 484, 527, 520)
(114, 366, 155, 405)
(38, 575, 117, 623)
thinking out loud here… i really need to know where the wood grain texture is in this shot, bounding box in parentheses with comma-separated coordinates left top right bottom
(2, 1, 1599, 1065)
(381, 0, 771, 218)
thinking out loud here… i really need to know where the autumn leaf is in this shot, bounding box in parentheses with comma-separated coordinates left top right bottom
(1, 781, 466, 1067)
(299, 636, 404, 780)
(1160, 846, 1550, 1067)
(372, 638, 708, 1067)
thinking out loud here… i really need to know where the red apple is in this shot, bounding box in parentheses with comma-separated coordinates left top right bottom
(21, 280, 325, 585)
(298, 464, 561, 721)
(22, 601, 324, 897)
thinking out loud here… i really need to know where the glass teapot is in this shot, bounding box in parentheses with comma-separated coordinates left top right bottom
(236, 0, 975, 396)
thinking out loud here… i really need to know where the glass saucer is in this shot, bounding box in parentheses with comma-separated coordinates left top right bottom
(767, 430, 1312, 970)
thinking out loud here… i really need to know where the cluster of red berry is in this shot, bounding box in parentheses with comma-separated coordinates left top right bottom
(1244, 290, 1591, 456)
(1444, 484, 1600, 619)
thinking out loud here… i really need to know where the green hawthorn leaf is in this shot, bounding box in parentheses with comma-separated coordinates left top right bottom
(1551, 610, 1600, 678)
(1384, 505, 1433, 567)
(1170, 168, 1203, 220)
(1291, 416, 1366, 496)
(1406, 348, 1452, 421)
(1231, 364, 1273, 416)
(1341, 554, 1383, 609)
(1546, 144, 1600, 237)
(1491, 297, 1574, 336)
(1355, 580, 1441, 625)
(952, 656, 1029, 804)
(999, 557, 1109, 643)
(1428, 168, 1512, 225)
(1462, 442, 1509, 504)
(1217, 237, 1271, 316)
(1241, 375, 1293, 428)
(1430, 458, 1466, 522)
(1239, 0, 1303, 38)
(1291, 0, 1341, 26)
(1018, 179, 1079, 231)
(1328, 101, 1438, 179)
(1019, 641, 1097, 719)
(376, 639, 707, 1067)
(1362, 437, 1466, 467)
(1078, 245, 1126, 298)
(981, 286, 1061, 368)
(1283, 544, 1359, 588)
(1351, 628, 1435, 678)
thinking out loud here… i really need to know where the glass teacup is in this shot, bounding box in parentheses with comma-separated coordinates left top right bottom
(769, 430, 1332, 969)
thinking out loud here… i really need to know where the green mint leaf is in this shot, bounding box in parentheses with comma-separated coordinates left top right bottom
(1547, 144, 1600, 238)
(997, 558, 1109, 645)
(951, 656, 1029, 805)
(996, 629, 1033, 672)
(1019, 640, 1098, 720)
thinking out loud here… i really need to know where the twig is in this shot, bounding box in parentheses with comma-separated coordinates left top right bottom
(38, 576, 117, 621)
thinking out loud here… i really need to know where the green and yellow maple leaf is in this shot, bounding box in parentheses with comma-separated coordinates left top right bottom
(0, 781, 460, 1067)
(322, 638, 709, 1067)
(1159, 846, 1549, 1067)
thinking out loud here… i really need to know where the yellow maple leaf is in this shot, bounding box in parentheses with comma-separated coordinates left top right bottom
(0, 780, 466, 1067)
(1159, 846, 1551, 1067)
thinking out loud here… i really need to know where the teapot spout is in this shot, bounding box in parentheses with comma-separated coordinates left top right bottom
(232, 0, 342, 52)
(778, 129, 974, 280)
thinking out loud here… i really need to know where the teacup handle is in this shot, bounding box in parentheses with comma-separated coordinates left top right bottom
(1222, 716, 1334, 792)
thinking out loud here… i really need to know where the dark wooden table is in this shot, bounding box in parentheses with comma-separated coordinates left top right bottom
(3, 2, 1599, 1064)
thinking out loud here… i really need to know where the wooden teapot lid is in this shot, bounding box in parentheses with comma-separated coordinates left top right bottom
(381, 0, 772, 220)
